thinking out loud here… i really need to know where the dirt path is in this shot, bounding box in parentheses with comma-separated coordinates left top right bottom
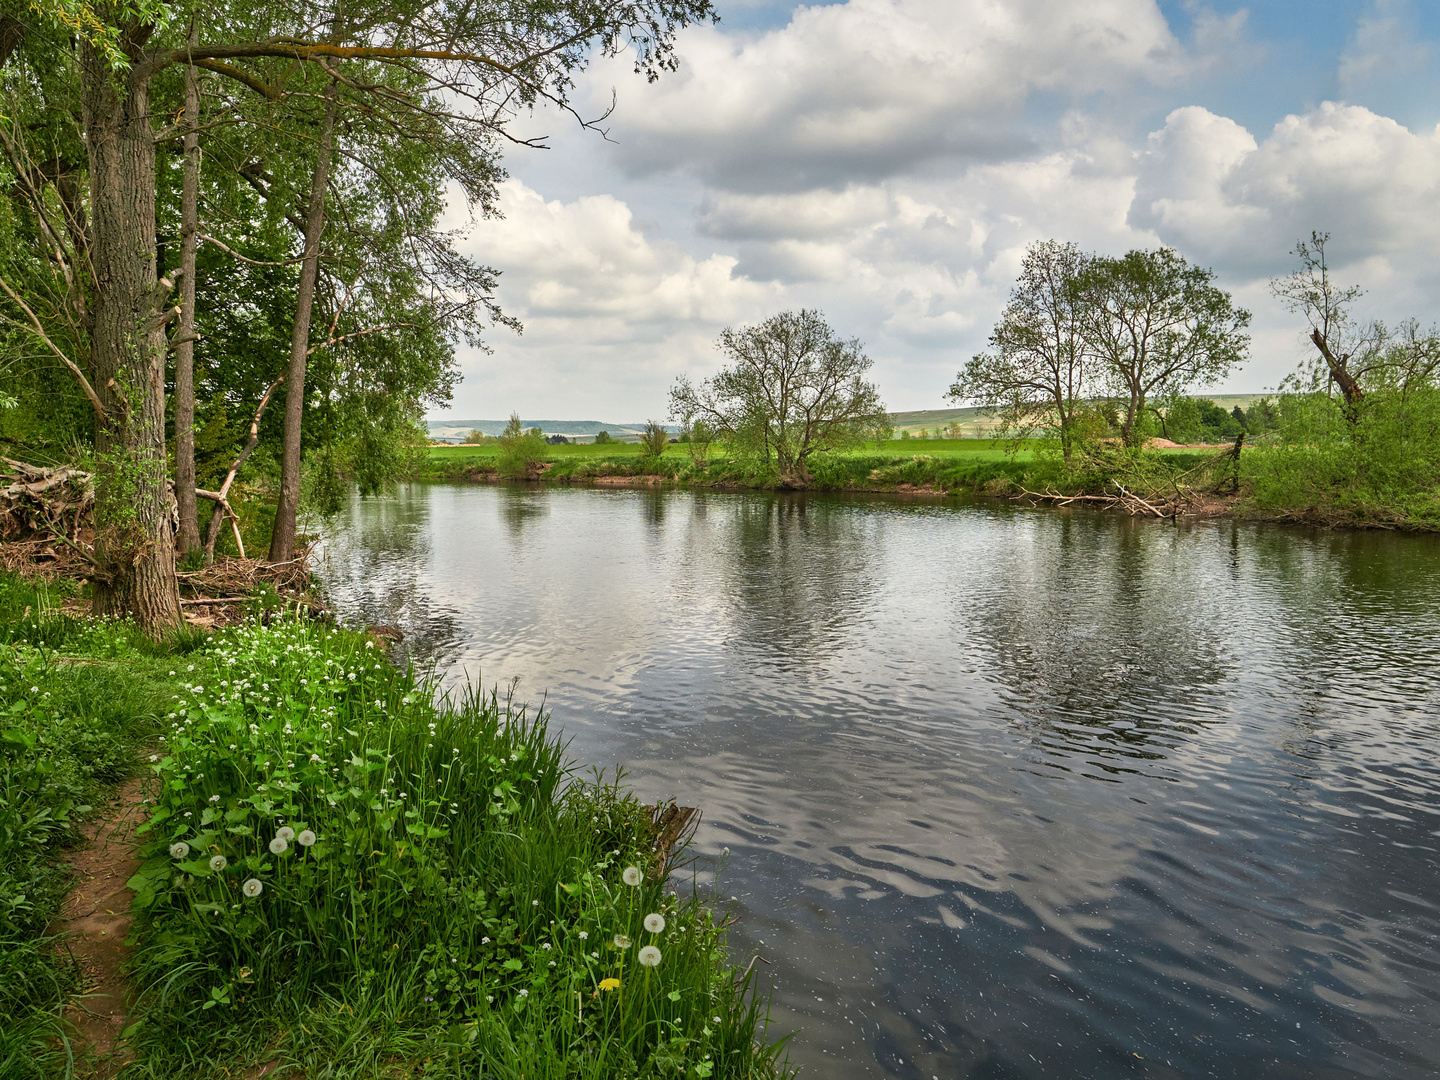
(54, 776, 147, 1077)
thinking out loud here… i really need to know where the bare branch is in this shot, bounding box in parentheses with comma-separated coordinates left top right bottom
(0, 274, 104, 419)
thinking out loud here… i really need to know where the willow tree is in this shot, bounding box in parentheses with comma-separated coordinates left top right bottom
(7, 0, 714, 630)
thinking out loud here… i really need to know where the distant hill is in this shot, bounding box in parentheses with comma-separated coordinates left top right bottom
(430, 395, 1274, 441)
(426, 419, 673, 443)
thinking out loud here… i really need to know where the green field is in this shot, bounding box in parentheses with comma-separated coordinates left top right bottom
(428, 437, 1028, 464)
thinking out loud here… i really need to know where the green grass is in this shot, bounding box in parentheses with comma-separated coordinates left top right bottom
(0, 575, 194, 1079)
(0, 575, 790, 1079)
(422, 438, 1219, 497)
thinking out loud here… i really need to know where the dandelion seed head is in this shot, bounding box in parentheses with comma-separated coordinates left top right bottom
(169, 842, 189, 859)
(209, 855, 228, 872)
(638, 945, 662, 968)
(243, 878, 263, 898)
(644, 913, 666, 934)
(613, 934, 631, 950)
(622, 866, 642, 887)
(297, 829, 317, 847)
(276, 826, 296, 843)
(269, 836, 289, 854)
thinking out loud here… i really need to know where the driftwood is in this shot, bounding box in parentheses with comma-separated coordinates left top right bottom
(0, 459, 96, 575)
(1015, 434, 1247, 519)
(645, 800, 701, 880)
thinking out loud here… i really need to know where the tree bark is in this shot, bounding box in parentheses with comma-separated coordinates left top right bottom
(80, 39, 183, 630)
(174, 25, 201, 555)
(1310, 329, 1365, 408)
(268, 78, 337, 563)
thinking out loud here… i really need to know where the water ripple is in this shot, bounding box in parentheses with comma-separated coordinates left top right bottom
(316, 485, 1440, 1078)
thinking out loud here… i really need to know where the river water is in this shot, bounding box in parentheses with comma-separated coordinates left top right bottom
(314, 483, 1440, 1079)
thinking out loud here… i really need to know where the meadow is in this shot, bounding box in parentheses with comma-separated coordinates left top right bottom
(419, 438, 1235, 499)
(0, 574, 789, 1079)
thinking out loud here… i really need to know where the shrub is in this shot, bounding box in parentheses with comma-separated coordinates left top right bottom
(1245, 388, 1440, 524)
(637, 421, 669, 463)
(496, 413, 548, 478)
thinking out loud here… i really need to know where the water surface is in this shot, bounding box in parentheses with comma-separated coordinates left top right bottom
(315, 484, 1440, 1079)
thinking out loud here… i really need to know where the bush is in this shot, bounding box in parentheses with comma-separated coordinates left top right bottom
(637, 421, 669, 463)
(1245, 388, 1440, 524)
(496, 413, 548, 478)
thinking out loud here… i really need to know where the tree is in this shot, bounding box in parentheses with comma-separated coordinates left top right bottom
(1078, 247, 1250, 447)
(669, 309, 887, 488)
(3, 0, 714, 630)
(948, 240, 1094, 462)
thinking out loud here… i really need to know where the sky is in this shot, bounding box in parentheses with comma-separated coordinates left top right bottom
(432, 0, 1440, 421)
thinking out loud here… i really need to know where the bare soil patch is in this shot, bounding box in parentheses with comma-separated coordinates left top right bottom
(53, 777, 147, 1078)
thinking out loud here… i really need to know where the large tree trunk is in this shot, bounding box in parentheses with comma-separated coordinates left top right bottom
(81, 41, 183, 629)
(268, 80, 337, 564)
(1310, 329, 1365, 410)
(174, 28, 201, 555)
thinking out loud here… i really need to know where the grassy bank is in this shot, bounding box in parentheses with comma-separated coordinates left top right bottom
(0, 575, 789, 1079)
(419, 439, 1229, 500)
(423, 439, 1052, 493)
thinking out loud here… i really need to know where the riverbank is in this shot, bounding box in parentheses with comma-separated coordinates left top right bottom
(417, 440, 1440, 530)
(0, 573, 789, 1079)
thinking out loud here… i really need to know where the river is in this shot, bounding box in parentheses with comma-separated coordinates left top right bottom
(314, 482, 1440, 1079)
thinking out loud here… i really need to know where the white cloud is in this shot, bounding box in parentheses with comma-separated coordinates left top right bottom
(1339, 0, 1431, 90)
(590, 0, 1193, 191)
(447, 180, 781, 418)
(1132, 103, 1440, 281)
(434, 3, 1440, 419)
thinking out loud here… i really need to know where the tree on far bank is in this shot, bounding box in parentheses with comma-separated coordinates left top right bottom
(1078, 248, 1250, 447)
(948, 240, 1095, 462)
(669, 309, 889, 488)
(1268, 232, 1440, 416)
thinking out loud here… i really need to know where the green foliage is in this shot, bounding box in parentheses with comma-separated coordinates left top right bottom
(638, 421, 670, 462)
(119, 618, 788, 1079)
(1245, 388, 1440, 525)
(0, 581, 788, 1078)
(670, 309, 888, 487)
(1159, 396, 1245, 444)
(593, 431, 615, 445)
(495, 413, 548, 479)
